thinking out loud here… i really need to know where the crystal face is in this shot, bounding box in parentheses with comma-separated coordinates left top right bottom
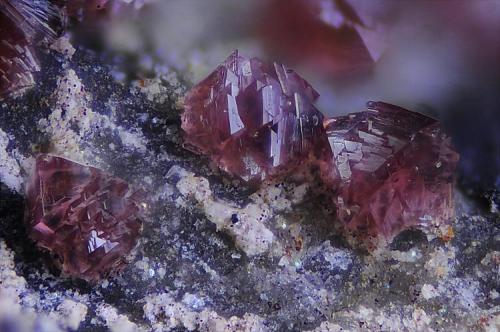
(324, 101, 459, 242)
(0, 0, 58, 98)
(182, 50, 334, 183)
(24, 154, 144, 281)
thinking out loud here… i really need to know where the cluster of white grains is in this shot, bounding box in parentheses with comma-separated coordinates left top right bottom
(38, 69, 147, 161)
(143, 292, 265, 332)
(0, 241, 88, 331)
(0, 129, 23, 192)
(170, 166, 308, 256)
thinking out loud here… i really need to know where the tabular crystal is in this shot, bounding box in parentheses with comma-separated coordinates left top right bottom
(24, 154, 144, 281)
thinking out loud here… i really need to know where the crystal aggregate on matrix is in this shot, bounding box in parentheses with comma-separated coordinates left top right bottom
(182, 50, 335, 185)
(0, 35, 497, 332)
(182, 51, 459, 244)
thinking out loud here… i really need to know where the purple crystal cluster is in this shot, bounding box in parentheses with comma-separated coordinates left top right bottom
(182, 51, 459, 243)
(24, 155, 144, 281)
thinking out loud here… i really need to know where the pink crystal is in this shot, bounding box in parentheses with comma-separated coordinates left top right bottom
(0, 0, 58, 98)
(324, 101, 459, 242)
(183, 51, 459, 246)
(24, 155, 143, 281)
(182, 50, 335, 184)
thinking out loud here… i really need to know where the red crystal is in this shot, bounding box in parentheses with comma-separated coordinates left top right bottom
(24, 155, 144, 281)
(324, 101, 459, 242)
(182, 50, 335, 184)
(183, 51, 459, 246)
(0, 0, 58, 98)
(259, 0, 385, 76)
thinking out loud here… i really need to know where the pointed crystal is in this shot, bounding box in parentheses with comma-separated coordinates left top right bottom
(182, 50, 335, 184)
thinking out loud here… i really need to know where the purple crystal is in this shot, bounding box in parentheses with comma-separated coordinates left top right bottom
(182, 51, 459, 246)
(0, 0, 58, 98)
(324, 101, 459, 243)
(24, 155, 144, 281)
(182, 50, 335, 183)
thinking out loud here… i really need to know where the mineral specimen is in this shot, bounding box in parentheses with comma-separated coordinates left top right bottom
(24, 154, 144, 281)
(324, 101, 459, 243)
(0, 0, 58, 98)
(182, 50, 335, 184)
(183, 51, 459, 246)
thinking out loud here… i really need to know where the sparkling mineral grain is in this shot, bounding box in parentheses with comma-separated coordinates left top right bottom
(182, 50, 335, 184)
(24, 154, 144, 281)
(324, 101, 459, 243)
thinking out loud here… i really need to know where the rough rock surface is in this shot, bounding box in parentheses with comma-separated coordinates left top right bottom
(0, 42, 498, 332)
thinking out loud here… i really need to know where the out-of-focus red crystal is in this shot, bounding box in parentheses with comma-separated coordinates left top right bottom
(182, 50, 335, 184)
(324, 101, 459, 242)
(24, 155, 144, 281)
(259, 0, 385, 76)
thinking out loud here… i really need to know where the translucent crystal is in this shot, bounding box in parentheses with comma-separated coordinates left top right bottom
(259, 0, 385, 76)
(182, 50, 334, 183)
(324, 101, 459, 241)
(24, 155, 144, 281)
(0, 0, 58, 98)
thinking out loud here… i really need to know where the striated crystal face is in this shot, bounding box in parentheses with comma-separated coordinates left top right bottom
(0, 0, 58, 98)
(182, 50, 334, 183)
(24, 154, 144, 281)
(324, 101, 459, 241)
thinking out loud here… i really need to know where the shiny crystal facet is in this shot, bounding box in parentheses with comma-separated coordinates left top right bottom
(324, 101, 459, 241)
(182, 50, 334, 183)
(24, 155, 143, 281)
(0, 0, 58, 98)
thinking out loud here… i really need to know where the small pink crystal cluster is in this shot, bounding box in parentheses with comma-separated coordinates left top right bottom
(24, 155, 144, 281)
(182, 51, 459, 243)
